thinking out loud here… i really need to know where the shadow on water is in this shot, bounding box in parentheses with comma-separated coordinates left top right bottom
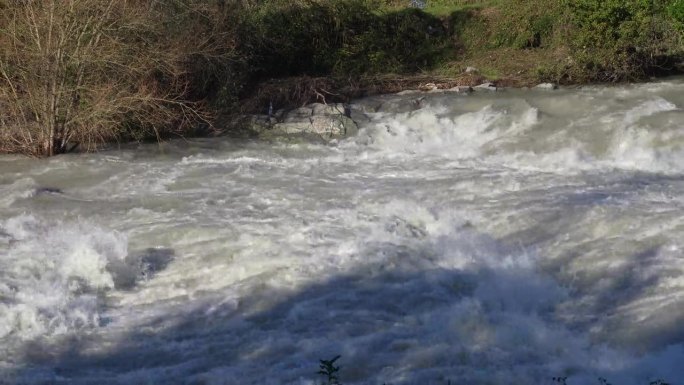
(10, 269, 499, 384)
(7, 231, 681, 385)
(499, 172, 684, 352)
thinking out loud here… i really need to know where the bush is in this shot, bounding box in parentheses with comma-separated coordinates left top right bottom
(0, 0, 240, 156)
(336, 8, 450, 74)
(668, 0, 684, 28)
(238, 0, 360, 77)
(567, 0, 681, 81)
(238, 0, 449, 78)
(490, 0, 684, 82)
(492, 0, 567, 49)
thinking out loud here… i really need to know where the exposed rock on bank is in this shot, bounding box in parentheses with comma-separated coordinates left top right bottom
(248, 103, 360, 141)
(244, 81, 561, 141)
(535, 82, 559, 90)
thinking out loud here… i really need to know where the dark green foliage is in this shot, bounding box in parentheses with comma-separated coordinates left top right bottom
(238, 1, 363, 77)
(568, 0, 661, 47)
(668, 0, 684, 28)
(567, 0, 681, 81)
(335, 8, 450, 74)
(490, 0, 684, 82)
(237, 0, 450, 78)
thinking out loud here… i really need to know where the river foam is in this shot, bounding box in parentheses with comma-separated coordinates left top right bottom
(0, 215, 125, 340)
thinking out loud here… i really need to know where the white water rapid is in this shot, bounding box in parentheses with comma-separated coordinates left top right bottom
(2, 79, 684, 385)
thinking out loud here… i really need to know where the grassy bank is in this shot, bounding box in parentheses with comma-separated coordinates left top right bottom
(1, 0, 683, 156)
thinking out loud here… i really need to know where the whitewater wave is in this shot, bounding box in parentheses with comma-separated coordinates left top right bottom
(0, 215, 127, 340)
(350, 92, 684, 174)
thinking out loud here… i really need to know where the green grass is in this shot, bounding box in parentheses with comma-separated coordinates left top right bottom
(419, 0, 499, 16)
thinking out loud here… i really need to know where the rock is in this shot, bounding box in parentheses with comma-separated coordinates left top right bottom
(359, 97, 424, 113)
(353, 99, 384, 113)
(419, 83, 438, 91)
(245, 114, 274, 132)
(396, 89, 420, 96)
(282, 106, 314, 123)
(254, 103, 360, 141)
(447, 86, 473, 93)
(474, 82, 498, 91)
(535, 83, 558, 90)
(349, 109, 372, 124)
(33, 187, 64, 196)
(465, 66, 478, 74)
(272, 108, 286, 120)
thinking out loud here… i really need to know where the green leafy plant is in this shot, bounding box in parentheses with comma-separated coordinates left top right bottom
(566, 0, 679, 81)
(668, 0, 684, 28)
(317, 355, 342, 385)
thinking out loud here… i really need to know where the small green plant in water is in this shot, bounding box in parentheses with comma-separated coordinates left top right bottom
(317, 355, 342, 385)
(650, 380, 671, 385)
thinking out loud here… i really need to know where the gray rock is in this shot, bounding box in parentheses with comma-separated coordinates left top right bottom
(474, 82, 498, 91)
(420, 83, 438, 91)
(535, 83, 558, 90)
(447, 86, 473, 93)
(360, 97, 425, 113)
(349, 109, 372, 124)
(254, 103, 360, 141)
(396, 89, 421, 96)
(353, 99, 384, 113)
(245, 115, 274, 132)
(465, 66, 478, 74)
(33, 187, 64, 196)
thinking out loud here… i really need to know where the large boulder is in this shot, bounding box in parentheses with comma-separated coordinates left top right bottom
(252, 103, 360, 141)
(535, 83, 558, 90)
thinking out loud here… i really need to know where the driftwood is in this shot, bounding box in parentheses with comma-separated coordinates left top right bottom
(238, 73, 487, 115)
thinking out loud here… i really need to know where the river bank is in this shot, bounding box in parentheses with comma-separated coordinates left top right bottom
(237, 0, 684, 116)
(1, 0, 683, 156)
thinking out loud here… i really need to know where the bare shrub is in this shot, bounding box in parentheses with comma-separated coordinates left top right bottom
(0, 0, 240, 156)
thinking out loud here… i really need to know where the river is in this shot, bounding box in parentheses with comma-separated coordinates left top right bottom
(1, 80, 684, 384)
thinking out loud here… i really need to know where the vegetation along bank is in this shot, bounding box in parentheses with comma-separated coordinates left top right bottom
(1, 0, 683, 156)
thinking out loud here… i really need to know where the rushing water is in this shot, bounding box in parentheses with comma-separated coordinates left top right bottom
(2, 80, 684, 385)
